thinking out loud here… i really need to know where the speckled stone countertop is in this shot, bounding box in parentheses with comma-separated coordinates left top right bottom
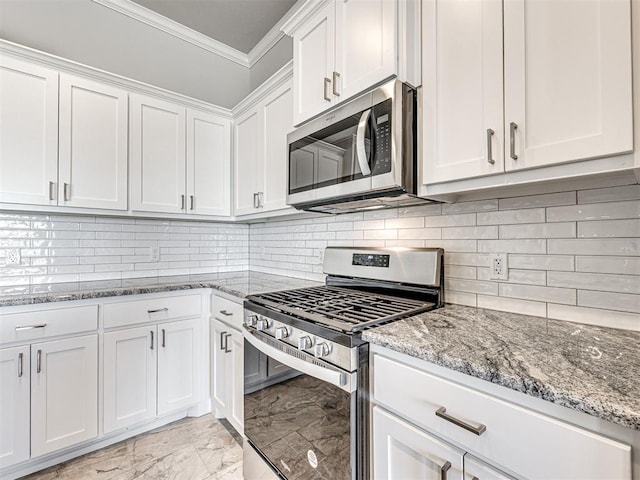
(0, 271, 321, 307)
(362, 304, 640, 431)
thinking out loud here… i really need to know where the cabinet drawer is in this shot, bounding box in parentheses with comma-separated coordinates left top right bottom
(211, 295, 243, 330)
(0, 305, 98, 345)
(103, 294, 201, 329)
(372, 353, 632, 480)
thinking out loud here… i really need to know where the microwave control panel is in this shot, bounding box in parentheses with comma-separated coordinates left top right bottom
(371, 100, 392, 175)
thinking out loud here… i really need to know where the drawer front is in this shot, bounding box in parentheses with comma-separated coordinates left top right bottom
(372, 353, 632, 480)
(0, 305, 98, 345)
(211, 295, 243, 331)
(103, 294, 201, 329)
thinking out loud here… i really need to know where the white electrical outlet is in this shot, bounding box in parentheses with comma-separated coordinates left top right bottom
(150, 246, 160, 262)
(6, 249, 21, 265)
(489, 253, 508, 280)
(318, 249, 324, 263)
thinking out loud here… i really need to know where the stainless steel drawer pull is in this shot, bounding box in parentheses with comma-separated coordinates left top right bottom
(162, 329, 166, 348)
(436, 407, 486, 435)
(150, 330, 154, 350)
(253, 192, 259, 209)
(332, 71, 340, 96)
(147, 308, 168, 314)
(219, 310, 233, 316)
(63, 182, 71, 201)
(258, 192, 264, 208)
(510, 122, 518, 160)
(440, 461, 451, 480)
(181, 194, 185, 210)
(36, 349, 42, 374)
(324, 77, 331, 102)
(15, 324, 47, 331)
(190, 195, 194, 210)
(224, 333, 232, 353)
(49, 181, 56, 201)
(18, 352, 24, 378)
(486, 128, 495, 164)
(220, 331, 228, 352)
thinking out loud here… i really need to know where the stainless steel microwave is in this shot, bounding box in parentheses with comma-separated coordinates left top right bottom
(286, 80, 436, 214)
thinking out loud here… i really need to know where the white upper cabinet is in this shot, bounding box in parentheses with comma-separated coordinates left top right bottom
(130, 94, 187, 214)
(422, 0, 504, 184)
(503, 0, 633, 171)
(0, 56, 58, 206)
(284, 0, 417, 126)
(233, 65, 294, 217)
(421, 0, 633, 189)
(59, 74, 128, 210)
(187, 110, 231, 216)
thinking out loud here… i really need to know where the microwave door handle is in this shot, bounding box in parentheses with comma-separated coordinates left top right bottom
(243, 327, 355, 393)
(356, 109, 372, 176)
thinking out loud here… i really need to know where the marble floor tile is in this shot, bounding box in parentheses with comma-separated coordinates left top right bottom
(22, 415, 243, 480)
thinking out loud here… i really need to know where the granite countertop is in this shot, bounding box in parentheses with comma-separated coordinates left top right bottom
(362, 304, 640, 431)
(0, 271, 322, 307)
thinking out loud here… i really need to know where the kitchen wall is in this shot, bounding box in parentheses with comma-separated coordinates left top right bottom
(0, 0, 251, 108)
(249, 183, 640, 331)
(249, 36, 293, 91)
(0, 213, 249, 296)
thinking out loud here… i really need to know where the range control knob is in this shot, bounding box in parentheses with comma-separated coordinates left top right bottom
(314, 342, 331, 358)
(244, 315, 258, 327)
(275, 326, 290, 340)
(298, 336, 313, 350)
(255, 317, 271, 331)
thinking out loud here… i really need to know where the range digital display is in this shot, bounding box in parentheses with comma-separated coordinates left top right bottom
(352, 253, 390, 268)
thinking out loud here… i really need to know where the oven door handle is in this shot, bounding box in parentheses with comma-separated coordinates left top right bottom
(243, 327, 356, 394)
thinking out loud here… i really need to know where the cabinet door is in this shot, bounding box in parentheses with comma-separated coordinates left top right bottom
(292, 1, 335, 125)
(260, 80, 293, 213)
(422, 0, 504, 185)
(334, 0, 396, 101)
(187, 110, 231, 216)
(503, 0, 633, 171)
(0, 56, 58, 206)
(225, 328, 244, 435)
(0, 346, 30, 469)
(31, 335, 98, 457)
(157, 318, 202, 415)
(130, 94, 186, 213)
(464, 456, 515, 480)
(103, 326, 157, 434)
(211, 318, 229, 413)
(59, 74, 128, 210)
(373, 406, 464, 480)
(233, 109, 259, 215)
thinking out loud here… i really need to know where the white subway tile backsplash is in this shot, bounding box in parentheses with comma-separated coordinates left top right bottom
(446, 265, 477, 279)
(477, 208, 545, 225)
(577, 290, 640, 314)
(478, 239, 546, 254)
(548, 271, 640, 294)
(547, 200, 640, 222)
(442, 226, 498, 239)
(548, 238, 640, 256)
(398, 228, 441, 240)
(446, 278, 499, 296)
(478, 268, 546, 286)
(441, 199, 498, 214)
(508, 254, 575, 271)
(578, 219, 640, 238)
(575, 256, 640, 275)
(477, 295, 547, 318)
(425, 213, 476, 227)
(399, 204, 443, 217)
(499, 283, 576, 305)
(577, 184, 640, 204)
(547, 304, 640, 331)
(498, 191, 576, 210)
(499, 223, 576, 239)
(445, 291, 477, 307)
(384, 217, 424, 229)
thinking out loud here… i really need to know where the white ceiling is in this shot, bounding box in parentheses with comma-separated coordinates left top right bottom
(130, 0, 297, 54)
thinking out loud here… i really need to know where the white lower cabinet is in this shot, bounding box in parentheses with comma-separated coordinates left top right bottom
(103, 318, 202, 434)
(373, 406, 464, 480)
(31, 335, 98, 457)
(0, 346, 30, 469)
(371, 347, 633, 480)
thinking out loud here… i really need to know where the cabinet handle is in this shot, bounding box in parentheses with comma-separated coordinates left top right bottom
(18, 352, 24, 378)
(180, 194, 185, 210)
(162, 328, 166, 348)
(224, 333, 232, 353)
(435, 407, 486, 435)
(48, 181, 56, 201)
(220, 331, 228, 352)
(440, 461, 452, 480)
(150, 330, 154, 350)
(147, 308, 168, 315)
(324, 77, 331, 102)
(63, 183, 71, 201)
(219, 310, 233, 317)
(253, 192, 259, 209)
(486, 129, 495, 165)
(190, 195, 194, 210)
(332, 71, 340, 96)
(15, 324, 47, 331)
(36, 349, 42, 374)
(258, 192, 264, 208)
(509, 122, 518, 160)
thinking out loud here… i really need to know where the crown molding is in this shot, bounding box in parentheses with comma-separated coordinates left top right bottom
(281, 0, 332, 36)
(91, 0, 251, 67)
(0, 39, 233, 117)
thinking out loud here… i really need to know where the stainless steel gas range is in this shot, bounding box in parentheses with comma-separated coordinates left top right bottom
(242, 247, 444, 480)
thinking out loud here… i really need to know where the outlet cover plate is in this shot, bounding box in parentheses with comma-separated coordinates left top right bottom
(489, 253, 508, 280)
(6, 249, 21, 265)
(150, 246, 160, 262)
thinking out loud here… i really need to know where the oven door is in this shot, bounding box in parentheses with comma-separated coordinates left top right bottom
(243, 326, 357, 480)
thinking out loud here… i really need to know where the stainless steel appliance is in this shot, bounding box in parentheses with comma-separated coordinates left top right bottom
(243, 247, 444, 480)
(287, 80, 439, 214)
